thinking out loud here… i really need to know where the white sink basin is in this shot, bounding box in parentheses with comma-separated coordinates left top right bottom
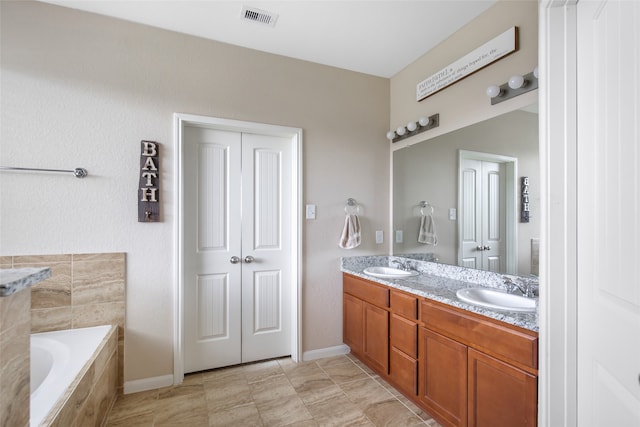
(456, 288, 536, 312)
(363, 266, 419, 279)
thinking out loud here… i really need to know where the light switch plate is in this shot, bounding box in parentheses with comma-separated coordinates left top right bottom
(306, 204, 316, 219)
(449, 208, 457, 220)
(375, 230, 384, 244)
(395, 230, 403, 243)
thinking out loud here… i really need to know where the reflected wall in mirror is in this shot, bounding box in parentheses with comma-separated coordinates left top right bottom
(392, 106, 539, 276)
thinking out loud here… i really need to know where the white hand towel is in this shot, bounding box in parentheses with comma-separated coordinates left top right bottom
(339, 214, 361, 249)
(418, 214, 438, 246)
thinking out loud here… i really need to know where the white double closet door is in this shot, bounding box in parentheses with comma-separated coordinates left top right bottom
(183, 125, 292, 373)
(459, 157, 507, 272)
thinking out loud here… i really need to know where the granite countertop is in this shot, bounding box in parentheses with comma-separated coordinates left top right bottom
(341, 255, 538, 333)
(0, 267, 52, 297)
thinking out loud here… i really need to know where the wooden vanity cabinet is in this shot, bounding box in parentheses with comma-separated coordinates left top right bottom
(420, 299, 538, 427)
(389, 290, 419, 395)
(342, 273, 538, 427)
(343, 274, 389, 375)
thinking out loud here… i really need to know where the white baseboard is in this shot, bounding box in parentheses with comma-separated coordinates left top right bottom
(302, 344, 350, 361)
(124, 374, 174, 394)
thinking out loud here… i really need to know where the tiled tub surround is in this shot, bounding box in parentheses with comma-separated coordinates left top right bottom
(0, 267, 52, 427)
(1, 253, 126, 391)
(36, 325, 118, 427)
(341, 255, 538, 332)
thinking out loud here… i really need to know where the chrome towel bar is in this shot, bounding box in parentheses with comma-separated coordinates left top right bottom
(0, 166, 88, 178)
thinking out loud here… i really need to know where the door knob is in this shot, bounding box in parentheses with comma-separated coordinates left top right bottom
(484, 245, 491, 251)
(230, 256, 240, 264)
(476, 246, 484, 251)
(243, 255, 255, 263)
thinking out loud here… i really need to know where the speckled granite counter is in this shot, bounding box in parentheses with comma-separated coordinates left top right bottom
(341, 255, 538, 332)
(0, 267, 52, 297)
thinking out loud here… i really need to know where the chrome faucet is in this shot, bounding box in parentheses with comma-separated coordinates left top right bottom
(392, 259, 409, 270)
(503, 276, 537, 298)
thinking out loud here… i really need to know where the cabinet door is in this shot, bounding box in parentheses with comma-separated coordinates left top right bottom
(363, 302, 389, 374)
(419, 327, 467, 427)
(468, 348, 537, 427)
(343, 293, 364, 356)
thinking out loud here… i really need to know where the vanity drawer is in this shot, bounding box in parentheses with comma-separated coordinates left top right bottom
(420, 299, 538, 371)
(343, 274, 389, 308)
(391, 313, 418, 358)
(390, 290, 418, 320)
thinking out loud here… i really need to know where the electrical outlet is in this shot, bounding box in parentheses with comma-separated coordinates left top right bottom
(375, 230, 384, 244)
(449, 208, 457, 220)
(395, 230, 403, 243)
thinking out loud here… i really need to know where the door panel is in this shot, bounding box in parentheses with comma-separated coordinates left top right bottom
(577, 1, 640, 425)
(461, 160, 481, 269)
(184, 126, 242, 372)
(241, 133, 292, 363)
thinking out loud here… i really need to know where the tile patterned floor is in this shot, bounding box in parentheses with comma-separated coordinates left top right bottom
(105, 354, 442, 426)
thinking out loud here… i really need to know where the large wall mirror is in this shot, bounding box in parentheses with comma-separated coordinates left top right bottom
(392, 105, 539, 276)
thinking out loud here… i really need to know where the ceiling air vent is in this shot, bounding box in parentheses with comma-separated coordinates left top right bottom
(241, 6, 278, 27)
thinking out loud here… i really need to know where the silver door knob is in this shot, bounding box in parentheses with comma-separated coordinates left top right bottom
(484, 245, 491, 251)
(243, 255, 255, 263)
(230, 256, 240, 264)
(476, 246, 484, 251)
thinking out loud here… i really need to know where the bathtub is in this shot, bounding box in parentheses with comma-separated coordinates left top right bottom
(30, 325, 116, 427)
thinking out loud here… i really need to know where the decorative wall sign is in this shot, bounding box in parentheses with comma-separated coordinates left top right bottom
(521, 176, 530, 223)
(138, 140, 160, 222)
(416, 26, 518, 102)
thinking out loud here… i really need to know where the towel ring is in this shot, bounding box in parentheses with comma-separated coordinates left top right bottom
(419, 201, 434, 216)
(345, 198, 361, 214)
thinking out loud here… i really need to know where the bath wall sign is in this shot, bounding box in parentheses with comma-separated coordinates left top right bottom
(416, 26, 518, 102)
(138, 140, 160, 222)
(521, 176, 530, 223)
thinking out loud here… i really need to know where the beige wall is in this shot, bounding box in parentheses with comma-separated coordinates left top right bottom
(0, 1, 390, 383)
(390, 0, 538, 147)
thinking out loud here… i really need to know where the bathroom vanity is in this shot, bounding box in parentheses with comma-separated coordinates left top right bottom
(342, 256, 538, 427)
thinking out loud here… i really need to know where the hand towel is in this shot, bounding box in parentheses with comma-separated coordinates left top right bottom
(339, 214, 361, 249)
(418, 214, 438, 245)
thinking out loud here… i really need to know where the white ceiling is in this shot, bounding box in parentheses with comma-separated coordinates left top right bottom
(39, 0, 497, 78)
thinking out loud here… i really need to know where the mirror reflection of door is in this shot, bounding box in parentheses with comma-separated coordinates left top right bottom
(458, 150, 517, 274)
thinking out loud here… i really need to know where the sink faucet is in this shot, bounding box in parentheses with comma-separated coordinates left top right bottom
(391, 259, 409, 270)
(503, 276, 537, 298)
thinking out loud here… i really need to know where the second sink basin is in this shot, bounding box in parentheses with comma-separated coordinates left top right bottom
(456, 288, 536, 312)
(363, 266, 419, 279)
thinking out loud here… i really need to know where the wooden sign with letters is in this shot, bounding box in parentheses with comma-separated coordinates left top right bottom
(138, 140, 160, 222)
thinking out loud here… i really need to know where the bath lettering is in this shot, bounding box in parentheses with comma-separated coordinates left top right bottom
(138, 140, 160, 222)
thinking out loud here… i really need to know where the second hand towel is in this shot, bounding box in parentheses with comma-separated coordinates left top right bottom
(418, 214, 438, 246)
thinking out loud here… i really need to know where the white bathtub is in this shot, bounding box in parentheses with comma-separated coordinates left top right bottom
(30, 325, 113, 427)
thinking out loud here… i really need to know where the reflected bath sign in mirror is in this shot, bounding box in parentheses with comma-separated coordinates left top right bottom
(392, 105, 539, 276)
